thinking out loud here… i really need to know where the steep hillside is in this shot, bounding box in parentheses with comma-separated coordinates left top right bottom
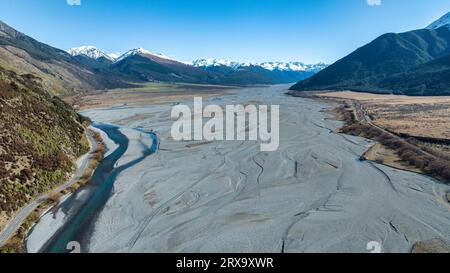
(111, 49, 217, 83)
(0, 67, 89, 223)
(107, 49, 326, 85)
(0, 21, 132, 95)
(290, 25, 450, 95)
(379, 54, 450, 96)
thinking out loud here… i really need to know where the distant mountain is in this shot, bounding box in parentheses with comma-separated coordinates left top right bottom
(191, 59, 243, 69)
(191, 59, 327, 84)
(257, 62, 327, 73)
(68, 45, 115, 62)
(108, 50, 327, 85)
(426, 12, 450, 30)
(192, 58, 326, 71)
(115, 48, 178, 63)
(107, 52, 121, 60)
(290, 13, 450, 96)
(110, 48, 216, 83)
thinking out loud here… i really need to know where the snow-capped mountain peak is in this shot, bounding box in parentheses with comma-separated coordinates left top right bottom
(426, 12, 450, 30)
(68, 46, 115, 61)
(258, 62, 310, 72)
(115, 48, 177, 62)
(191, 58, 243, 69)
(191, 59, 327, 72)
(115, 48, 150, 62)
(107, 52, 122, 60)
(68, 45, 327, 73)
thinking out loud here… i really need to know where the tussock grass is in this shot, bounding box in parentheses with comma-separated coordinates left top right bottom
(338, 107, 450, 183)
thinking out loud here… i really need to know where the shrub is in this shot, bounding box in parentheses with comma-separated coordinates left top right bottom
(47, 192, 62, 204)
(336, 104, 450, 183)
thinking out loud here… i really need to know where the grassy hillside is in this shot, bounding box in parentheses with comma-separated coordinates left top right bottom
(379, 54, 450, 96)
(0, 21, 134, 96)
(290, 27, 450, 96)
(0, 67, 89, 220)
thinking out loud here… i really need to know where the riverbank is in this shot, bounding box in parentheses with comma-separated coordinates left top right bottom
(26, 124, 157, 253)
(325, 94, 450, 183)
(24, 125, 112, 253)
(0, 127, 103, 253)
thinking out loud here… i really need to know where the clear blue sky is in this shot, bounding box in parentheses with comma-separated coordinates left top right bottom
(0, 0, 449, 63)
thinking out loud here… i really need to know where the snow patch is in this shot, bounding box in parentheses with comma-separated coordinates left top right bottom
(68, 45, 115, 61)
(115, 48, 178, 63)
(190, 59, 327, 72)
(426, 12, 450, 30)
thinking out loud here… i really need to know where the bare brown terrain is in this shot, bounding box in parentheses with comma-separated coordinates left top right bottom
(65, 82, 238, 111)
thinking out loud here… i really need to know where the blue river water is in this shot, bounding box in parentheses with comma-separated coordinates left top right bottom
(43, 123, 158, 253)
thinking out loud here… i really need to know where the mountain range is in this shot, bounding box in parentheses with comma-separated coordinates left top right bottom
(2, 11, 450, 97)
(68, 46, 327, 86)
(0, 19, 327, 96)
(68, 45, 116, 62)
(190, 58, 325, 72)
(189, 59, 327, 84)
(290, 12, 450, 96)
(67, 46, 327, 75)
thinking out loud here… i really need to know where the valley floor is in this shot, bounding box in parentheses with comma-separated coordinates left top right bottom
(30, 85, 450, 253)
(65, 82, 238, 111)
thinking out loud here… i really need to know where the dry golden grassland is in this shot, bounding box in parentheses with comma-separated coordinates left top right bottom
(314, 91, 450, 181)
(318, 91, 450, 140)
